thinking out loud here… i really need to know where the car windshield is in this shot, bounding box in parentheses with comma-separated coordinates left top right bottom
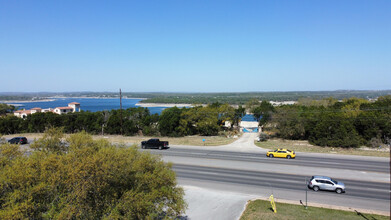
(331, 179, 338, 184)
(274, 149, 279, 152)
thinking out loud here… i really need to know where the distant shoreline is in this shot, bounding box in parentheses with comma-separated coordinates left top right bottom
(0, 97, 146, 104)
(0, 99, 56, 104)
(47, 96, 146, 100)
(135, 103, 193, 108)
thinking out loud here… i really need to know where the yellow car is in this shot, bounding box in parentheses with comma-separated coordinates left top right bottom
(266, 148, 296, 159)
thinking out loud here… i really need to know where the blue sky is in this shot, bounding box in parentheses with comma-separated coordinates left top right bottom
(1, 0, 390, 93)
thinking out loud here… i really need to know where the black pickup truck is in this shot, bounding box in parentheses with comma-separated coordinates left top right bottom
(141, 139, 169, 150)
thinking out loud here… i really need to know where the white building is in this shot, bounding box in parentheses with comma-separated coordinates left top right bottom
(30, 107, 42, 113)
(68, 102, 81, 112)
(239, 114, 260, 133)
(52, 102, 81, 115)
(13, 110, 32, 119)
(14, 102, 81, 118)
(53, 107, 74, 115)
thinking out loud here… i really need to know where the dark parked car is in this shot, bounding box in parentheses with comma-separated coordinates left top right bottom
(8, 137, 28, 145)
(141, 139, 169, 150)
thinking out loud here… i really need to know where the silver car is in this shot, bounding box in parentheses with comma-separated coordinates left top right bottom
(308, 176, 345, 194)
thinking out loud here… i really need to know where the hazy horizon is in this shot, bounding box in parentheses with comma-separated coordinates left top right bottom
(1, 89, 391, 96)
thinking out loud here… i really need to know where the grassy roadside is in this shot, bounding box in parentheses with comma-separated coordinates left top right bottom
(2, 133, 240, 146)
(91, 134, 240, 146)
(240, 199, 389, 220)
(3, 133, 389, 157)
(255, 138, 390, 157)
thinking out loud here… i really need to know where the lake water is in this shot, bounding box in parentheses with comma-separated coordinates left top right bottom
(6, 98, 259, 120)
(6, 98, 167, 115)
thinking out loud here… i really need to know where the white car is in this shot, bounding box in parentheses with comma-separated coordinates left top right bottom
(308, 176, 345, 194)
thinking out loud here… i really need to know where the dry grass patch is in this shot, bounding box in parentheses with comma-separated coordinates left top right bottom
(255, 138, 390, 157)
(2, 133, 239, 146)
(93, 134, 239, 146)
(3, 133, 45, 141)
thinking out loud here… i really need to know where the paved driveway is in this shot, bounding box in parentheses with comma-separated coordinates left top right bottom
(177, 133, 261, 220)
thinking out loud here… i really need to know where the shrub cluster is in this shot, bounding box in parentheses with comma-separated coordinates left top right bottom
(0, 129, 186, 219)
(268, 96, 391, 148)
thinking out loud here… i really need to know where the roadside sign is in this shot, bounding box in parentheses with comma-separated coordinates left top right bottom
(269, 195, 277, 213)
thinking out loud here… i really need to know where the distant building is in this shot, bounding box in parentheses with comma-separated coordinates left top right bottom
(239, 114, 260, 133)
(31, 107, 42, 113)
(269, 101, 296, 106)
(13, 110, 32, 119)
(53, 107, 74, 115)
(68, 102, 81, 112)
(14, 102, 81, 118)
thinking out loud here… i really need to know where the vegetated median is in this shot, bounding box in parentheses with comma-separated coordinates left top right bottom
(240, 199, 389, 220)
(255, 138, 390, 157)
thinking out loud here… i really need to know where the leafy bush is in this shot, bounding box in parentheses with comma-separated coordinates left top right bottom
(0, 129, 186, 219)
(258, 133, 269, 142)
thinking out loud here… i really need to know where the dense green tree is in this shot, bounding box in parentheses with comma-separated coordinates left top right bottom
(0, 129, 186, 219)
(356, 95, 391, 145)
(233, 105, 246, 127)
(178, 106, 220, 136)
(341, 97, 369, 118)
(105, 110, 122, 134)
(178, 108, 196, 136)
(159, 107, 183, 136)
(73, 111, 102, 133)
(252, 101, 275, 126)
(354, 111, 383, 143)
(0, 104, 16, 116)
(141, 113, 159, 136)
(23, 112, 62, 133)
(273, 106, 306, 140)
(217, 104, 236, 126)
(195, 107, 220, 136)
(123, 107, 159, 136)
(308, 112, 362, 148)
(0, 115, 22, 134)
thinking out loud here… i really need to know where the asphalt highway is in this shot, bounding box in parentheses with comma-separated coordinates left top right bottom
(141, 137, 390, 216)
(172, 164, 390, 201)
(149, 148, 390, 173)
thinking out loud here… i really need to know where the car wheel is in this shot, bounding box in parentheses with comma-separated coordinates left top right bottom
(313, 186, 319, 192)
(286, 155, 291, 159)
(270, 154, 274, 158)
(336, 188, 342, 194)
(159, 146, 162, 150)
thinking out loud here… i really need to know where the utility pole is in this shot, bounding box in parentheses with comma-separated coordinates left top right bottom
(120, 88, 123, 135)
(305, 177, 308, 209)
